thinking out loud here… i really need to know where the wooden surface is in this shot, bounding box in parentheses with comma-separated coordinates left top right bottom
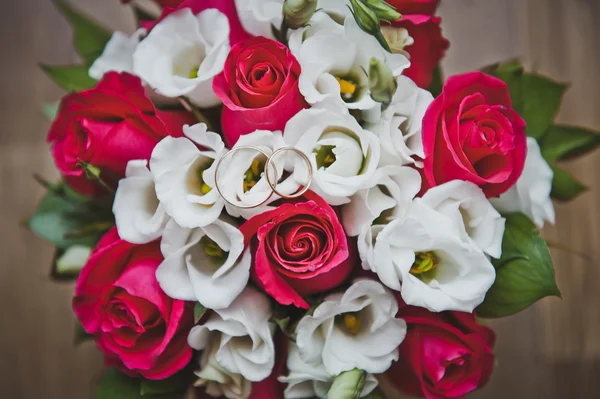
(0, 0, 599, 398)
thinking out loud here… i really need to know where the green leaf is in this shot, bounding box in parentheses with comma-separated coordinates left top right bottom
(139, 369, 194, 397)
(40, 64, 97, 92)
(476, 213, 561, 318)
(540, 124, 600, 163)
(327, 369, 367, 399)
(75, 321, 93, 345)
(53, 0, 112, 64)
(194, 302, 207, 324)
(27, 182, 113, 249)
(550, 165, 587, 201)
(56, 245, 92, 276)
(428, 64, 444, 98)
(363, 389, 386, 399)
(132, 4, 157, 24)
(42, 102, 60, 121)
(95, 369, 144, 399)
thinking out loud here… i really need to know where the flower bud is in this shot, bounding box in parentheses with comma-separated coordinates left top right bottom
(368, 57, 397, 110)
(363, 0, 402, 22)
(349, 0, 380, 35)
(283, 0, 318, 29)
(327, 369, 367, 399)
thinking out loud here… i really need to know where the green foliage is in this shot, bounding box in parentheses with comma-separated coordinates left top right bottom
(26, 179, 113, 250)
(40, 64, 97, 92)
(194, 302, 207, 324)
(74, 321, 93, 345)
(95, 368, 192, 399)
(540, 125, 600, 162)
(477, 213, 561, 318)
(428, 64, 444, 98)
(550, 165, 587, 201)
(42, 102, 60, 121)
(53, 0, 112, 64)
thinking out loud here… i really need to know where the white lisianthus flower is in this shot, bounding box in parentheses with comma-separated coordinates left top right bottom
(295, 279, 406, 375)
(89, 29, 146, 80)
(369, 202, 496, 313)
(156, 218, 251, 310)
(278, 342, 378, 399)
(342, 166, 421, 237)
(365, 76, 433, 167)
(188, 287, 276, 382)
(288, 11, 344, 54)
(293, 16, 409, 111)
(283, 106, 381, 205)
(491, 137, 555, 228)
(113, 160, 168, 244)
(194, 334, 252, 399)
(234, 0, 283, 38)
(218, 130, 300, 219)
(133, 8, 230, 107)
(380, 25, 414, 58)
(420, 180, 505, 259)
(150, 123, 226, 228)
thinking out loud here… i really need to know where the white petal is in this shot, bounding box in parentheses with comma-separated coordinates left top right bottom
(89, 29, 146, 80)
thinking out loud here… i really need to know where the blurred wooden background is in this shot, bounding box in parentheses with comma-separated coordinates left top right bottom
(0, 0, 599, 398)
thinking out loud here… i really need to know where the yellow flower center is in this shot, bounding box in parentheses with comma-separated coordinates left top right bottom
(410, 251, 438, 275)
(243, 158, 265, 193)
(200, 236, 227, 260)
(335, 76, 357, 97)
(196, 162, 213, 194)
(343, 313, 361, 335)
(189, 66, 199, 79)
(314, 145, 337, 169)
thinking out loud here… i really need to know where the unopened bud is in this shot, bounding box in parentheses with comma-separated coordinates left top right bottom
(349, 0, 380, 35)
(368, 57, 397, 110)
(363, 0, 402, 22)
(283, 0, 318, 29)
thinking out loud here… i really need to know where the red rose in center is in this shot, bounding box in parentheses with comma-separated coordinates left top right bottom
(240, 192, 354, 309)
(213, 36, 308, 147)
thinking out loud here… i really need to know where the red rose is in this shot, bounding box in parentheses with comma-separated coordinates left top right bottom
(213, 37, 308, 147)
(393, 15, 449, 88)
(388, 306, 496, 399)
(48, 72, 194, 196)
(144, 0, 252, 45)
(387, 0, 440, 15)
(240, 191, 354, 309)
(422, 72, 527, 197)
(73, 228, 194, 380)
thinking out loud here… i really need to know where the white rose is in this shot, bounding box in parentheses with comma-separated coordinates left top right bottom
(420, 180, 505, 258)
(113, 159, 168, 244)
(156, 219, 251, 310)
(283, 106, 381, 205)
(133, 8, 230, 107)
(295, 279, 406, 375)
(89, 29, 146, 80)
(150, 123, 226, 228)
(365, 76, 433, 167)
(188, 287, 276, 382)
(278, 342, 378, 399)
(369, 202, 496, 313)
(490, 137, 555, 228)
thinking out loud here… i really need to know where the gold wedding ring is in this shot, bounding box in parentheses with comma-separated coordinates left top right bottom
(265, 147, 313, 199)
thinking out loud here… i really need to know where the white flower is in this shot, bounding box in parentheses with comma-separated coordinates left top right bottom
(234, 0, 283, 38)
(293, 16, 409, 111)
(156, 218, 251, 309)
(369, 202, 496, 313)
(133, 8, 230, 107)
(217, 130, 300, 220)
(89, 29, 146, 80)
(295, 279, 406, 375)
(342, 166, 421, 237)
(188, 287, 276, 382)
(194, 335, 252, 399)
(420, 180, 505, 258)
(365, 76, 433, 167)
(491, 137, 555, 228)
(150, 123, 226, 228)
(380, 26, 414, 58)
(283, 106, 381, 205)
(113, 160, 168, 244)
(279, 342, 378, 399)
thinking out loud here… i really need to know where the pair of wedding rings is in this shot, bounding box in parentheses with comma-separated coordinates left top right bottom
(213, 146, 314, 209)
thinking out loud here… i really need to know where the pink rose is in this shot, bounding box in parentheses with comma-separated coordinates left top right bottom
(240, 192, 355, 309)
(387, 0, 440, 15)
(73, 228, 194, 380)
(387, 305, 496, 399)
(144, 0, 252, 45)
(213, 37, 308, 147)
(422, 72, 527, 198)
(47, 72, 194, 196)
(393, 15, 449, 89)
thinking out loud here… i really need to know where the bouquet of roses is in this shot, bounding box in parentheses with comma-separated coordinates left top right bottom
(29, 0, 600, 398)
